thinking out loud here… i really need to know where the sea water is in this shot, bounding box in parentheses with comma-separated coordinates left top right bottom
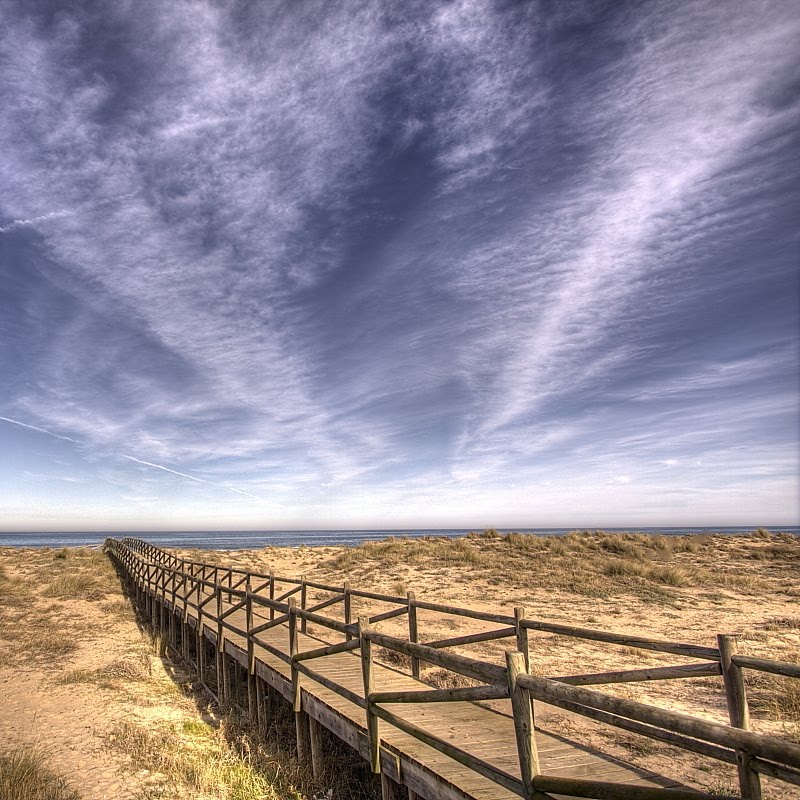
(0, 526, 796, 549)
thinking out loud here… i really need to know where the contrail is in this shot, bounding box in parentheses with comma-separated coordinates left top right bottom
(0, 415, 77, 442)
(0, 192, 138, 235)
(122, 455, 260, 499)
(0, 210, 71, 234)
(0, 414, 259, 500)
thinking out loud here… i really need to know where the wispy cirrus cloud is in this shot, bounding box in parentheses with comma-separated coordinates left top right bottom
(0, 0, 797, 528)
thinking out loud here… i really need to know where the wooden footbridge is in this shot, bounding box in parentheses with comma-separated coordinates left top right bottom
(104, 537, 800, 800)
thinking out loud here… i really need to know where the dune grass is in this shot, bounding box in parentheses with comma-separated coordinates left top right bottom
(326, 529, 795, 601)
(0, 747, 80, 800)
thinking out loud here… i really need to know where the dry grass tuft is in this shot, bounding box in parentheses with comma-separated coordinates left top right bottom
(56, 655, 152, 689)
(325, 530, 798, 603)
(111, 719, 292, 800)
(42, 573, 106, 601)
(747, 668, 800, 723)
(0, 747, 80, 800)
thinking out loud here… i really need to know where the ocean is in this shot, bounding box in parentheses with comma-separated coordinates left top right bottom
(0, 526, 796, 549)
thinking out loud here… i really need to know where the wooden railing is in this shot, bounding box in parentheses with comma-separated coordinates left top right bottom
(105, 537, 800, 800)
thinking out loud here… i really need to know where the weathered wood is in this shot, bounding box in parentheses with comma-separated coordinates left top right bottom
(519, 674, 800, 767)
(365, 630, 507, 685)
(732, 653, 800, 679)
(719, 634, 762, 800)
(309, 715, 324, 780)
(300, 577, 308, 634)
(107, 537, 800, 800)
(359, 617, 380, 774)
(269, 570, 275, 620)
(553, 661, 721, 686)
(411, 598, 516, 626)
(425, 626, 516, 650)
(381, 772, 399, 800)
(370, 684, 508, 704)
(532, 775, 737, 800)
(368, 605, 410, 624)
(293, 637, 361, 662)
(552, 694, 737, 764)
(305, 592, 346, 615)
(515, 608, 529, 671)
(523, 619, 720, 660)
(344, 581, 352, 641)
(750, 756, 800, 786)
(291, 658, 367, 709)
(407, 591, 420, 679)
(368, 702, 526, 797)
(506, 651, 539, 798)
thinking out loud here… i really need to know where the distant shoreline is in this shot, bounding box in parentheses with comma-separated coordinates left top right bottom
(1, 526, 798, 549)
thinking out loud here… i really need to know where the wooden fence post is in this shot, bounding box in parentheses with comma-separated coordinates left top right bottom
(408, 591, 420, 679)
(289, 598, 308, 763)
(215, 582, 226, 702)
(506, 651, 540, 799)
(515, 607, 529, 672)
(359, 616, 380, 774)
(269, 571, 275, 620)
(344, 580, 352, 641)
(718, 634, 762, 800)
(246, 576, 255, 720)
(301, 577, 308, 634)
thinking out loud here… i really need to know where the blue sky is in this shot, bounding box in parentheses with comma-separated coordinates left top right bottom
(1, 0, 798, 532)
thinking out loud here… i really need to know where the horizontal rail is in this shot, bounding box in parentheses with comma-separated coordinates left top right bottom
(552, 661, 721, 686)
(532, 775, 736, 800)
(425, 626, 516, 650)
(411, 598, 516, 626)
(519, 675, 800, 767)
(293, 638, 361, 662)
(292, 658, 366, 709)
(521, 619, 720, 660)
(365, 629, 506, 685)
(551, 696, 737, 765)
(367, 605, 409, 624)
(732, 653, 800, 678)
(370, 684, 509, 704)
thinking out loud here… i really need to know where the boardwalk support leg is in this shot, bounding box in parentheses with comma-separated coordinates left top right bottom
(309, 715, 324, 780)
(289, 598, 309, 763)
(719, 634, 762, 800)
(359, 616, 380, 774)
(381, 773, 398, 800)
(246, 580, 256, 720)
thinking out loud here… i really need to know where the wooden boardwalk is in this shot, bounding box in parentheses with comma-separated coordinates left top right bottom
(105, 538, 800, 800)
(206, 605, 678, 800)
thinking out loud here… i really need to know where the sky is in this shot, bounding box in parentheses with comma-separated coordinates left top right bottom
(1, 0, 798, 532)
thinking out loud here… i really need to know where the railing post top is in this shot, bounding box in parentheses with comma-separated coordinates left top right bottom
(506, 649, 527, 668)
(514, 606, 527, 620)
(407, 590, 415, 602)
(357, 615, 371, 635)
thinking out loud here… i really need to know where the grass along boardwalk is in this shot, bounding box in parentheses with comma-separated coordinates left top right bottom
(105, 537, 800, 800)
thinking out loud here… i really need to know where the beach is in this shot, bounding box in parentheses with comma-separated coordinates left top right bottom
(1, 530, 798, 798)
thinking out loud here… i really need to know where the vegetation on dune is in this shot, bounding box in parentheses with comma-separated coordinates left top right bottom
(326, 529, 797, 601)
(0, 747, 80, 800)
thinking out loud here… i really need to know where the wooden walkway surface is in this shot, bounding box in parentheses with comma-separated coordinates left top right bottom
(174, 586, 680, 800)
(105, 538, 800, 800)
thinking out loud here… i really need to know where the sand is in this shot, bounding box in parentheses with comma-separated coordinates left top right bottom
(0, 532, 797, 799)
